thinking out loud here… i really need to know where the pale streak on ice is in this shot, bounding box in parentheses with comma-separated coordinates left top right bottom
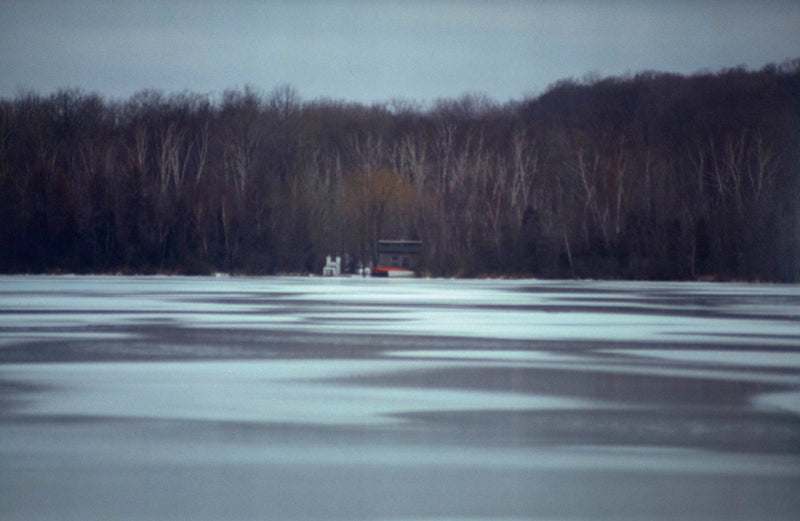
(0, 360, 599, 426)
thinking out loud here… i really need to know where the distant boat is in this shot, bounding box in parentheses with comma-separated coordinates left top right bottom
(371, 266, 415, 278)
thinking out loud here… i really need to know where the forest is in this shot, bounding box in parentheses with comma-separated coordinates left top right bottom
(1, 61, 799, 280)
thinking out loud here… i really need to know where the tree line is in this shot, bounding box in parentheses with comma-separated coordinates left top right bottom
(1, 61, 799, 280)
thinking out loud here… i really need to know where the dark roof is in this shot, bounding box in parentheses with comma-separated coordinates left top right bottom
(378, 240, 422, 255)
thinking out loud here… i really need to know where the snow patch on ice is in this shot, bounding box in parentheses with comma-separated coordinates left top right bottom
(752, 391, 800, 415)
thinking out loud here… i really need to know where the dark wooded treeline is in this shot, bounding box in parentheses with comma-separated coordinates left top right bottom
(2, 62, 799, 280)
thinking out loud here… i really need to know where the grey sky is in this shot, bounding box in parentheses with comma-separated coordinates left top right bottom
(1, 0, 798, 104)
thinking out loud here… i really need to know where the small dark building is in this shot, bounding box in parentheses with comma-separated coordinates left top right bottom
(377, 240, 422, 269)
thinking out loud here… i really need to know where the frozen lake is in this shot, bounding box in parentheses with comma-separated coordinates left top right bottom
(1, 275, 799, 520)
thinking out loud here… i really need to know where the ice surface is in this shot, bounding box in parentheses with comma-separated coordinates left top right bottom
(1, 276, 799, 521)
(3, 275, 798, 346)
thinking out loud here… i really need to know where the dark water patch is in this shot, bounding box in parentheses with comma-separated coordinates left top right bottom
(336, 365, 788, 407)
(0, 413, 429, 449)
(393, 408, 800, 455)
(0, 380, 53, 413)
(669, 331, 800, 342)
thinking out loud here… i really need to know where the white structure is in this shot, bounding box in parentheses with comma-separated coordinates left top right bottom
(322, 255, 341, 277)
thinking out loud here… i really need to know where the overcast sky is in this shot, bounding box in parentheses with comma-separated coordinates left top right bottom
(1, 0, 799, 104)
